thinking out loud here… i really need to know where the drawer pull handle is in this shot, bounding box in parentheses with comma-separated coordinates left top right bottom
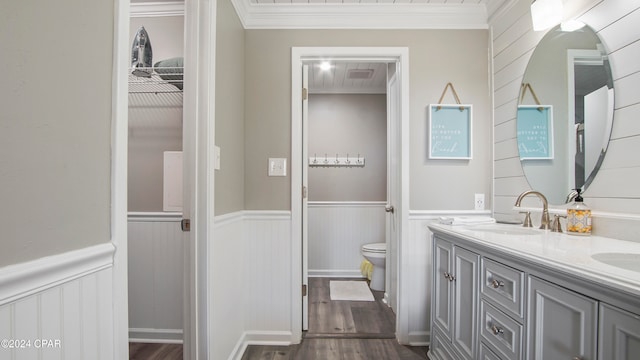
(490, 324, 504, 335)
(443, 272, 456, 281)
(491, 279, 505, 288)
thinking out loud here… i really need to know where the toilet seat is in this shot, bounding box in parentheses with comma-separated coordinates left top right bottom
(362, 243, 386, 253)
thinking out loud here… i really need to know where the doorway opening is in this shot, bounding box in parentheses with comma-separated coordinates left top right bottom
(126, 5, 187, 358)
(291, 47, 410, 343)
(304, 59, 392, 338)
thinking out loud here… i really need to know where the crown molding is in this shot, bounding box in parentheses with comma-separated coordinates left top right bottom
(130, 1, 185, 18)
(231, 1, 489, 29)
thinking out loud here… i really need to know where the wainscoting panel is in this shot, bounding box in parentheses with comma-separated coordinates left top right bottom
(211, 212, 245, 360)
(406, 214, 433, 346)
(128, 213, 184, 342)
(243, 211, 293, 333)
(0, 267, 114, 360)
(212, 211, 294, 360)
(405, 211, 490, 346)
(308, 202, 386, 277)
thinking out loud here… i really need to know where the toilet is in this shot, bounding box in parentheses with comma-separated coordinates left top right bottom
(361, 242, 386, 291)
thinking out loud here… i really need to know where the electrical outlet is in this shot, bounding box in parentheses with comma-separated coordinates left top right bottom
(475, 193, 485, 210)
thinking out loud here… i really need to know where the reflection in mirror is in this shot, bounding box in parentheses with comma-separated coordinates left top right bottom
(517, 24, 614, 205)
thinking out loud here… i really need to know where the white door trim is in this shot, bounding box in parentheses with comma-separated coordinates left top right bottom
(290, 47, 410, 343)
(183, 0, 216, 358)
(112, 0, 131, 358)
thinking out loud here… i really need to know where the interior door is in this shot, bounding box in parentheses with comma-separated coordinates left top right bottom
(302, 64, 310, 330)
(386, 67, 400, 310)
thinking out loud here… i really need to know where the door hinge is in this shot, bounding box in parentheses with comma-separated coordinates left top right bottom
(302, 284, 307, 297)
(181, 219, 191, 232)
(302, 186, 307, 199)
(302, 88, 308, 100)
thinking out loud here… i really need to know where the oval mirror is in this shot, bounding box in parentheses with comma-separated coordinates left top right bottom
(517, 24, 614, 205)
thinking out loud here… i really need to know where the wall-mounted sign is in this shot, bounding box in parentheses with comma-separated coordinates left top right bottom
(517, 105, 554, 160)
(428, 104, 473, 159)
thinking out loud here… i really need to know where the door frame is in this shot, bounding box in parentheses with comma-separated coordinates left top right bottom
(290, 47, 410, 343)
(112, 0, 215, 358)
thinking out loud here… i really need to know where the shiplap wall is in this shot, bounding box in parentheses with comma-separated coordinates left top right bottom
(127, 214, 184, 342)
(308, 202, 386, 277)
(492, 0, 640, 241)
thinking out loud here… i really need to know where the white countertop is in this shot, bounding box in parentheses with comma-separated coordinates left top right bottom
(428, 223, 640, 298)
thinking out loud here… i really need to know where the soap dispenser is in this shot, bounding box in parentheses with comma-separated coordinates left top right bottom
(566, 188, 592, 235)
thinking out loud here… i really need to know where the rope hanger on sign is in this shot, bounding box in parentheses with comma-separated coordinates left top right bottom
(520, 83, 544, 111)
(436, 82, 466, 111)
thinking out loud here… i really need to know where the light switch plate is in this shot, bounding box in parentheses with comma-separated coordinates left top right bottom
(268, 158, 287, 176)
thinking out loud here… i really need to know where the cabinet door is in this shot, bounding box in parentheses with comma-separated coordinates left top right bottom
(527, 276, 597, 360)
(433, 237, 453, 337)
(599, 303, 640, 360)
(431, 326, 461, 360)
(452, 246, 480, 360)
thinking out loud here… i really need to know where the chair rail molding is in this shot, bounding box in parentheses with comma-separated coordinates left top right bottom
(0, 243, 115, 307)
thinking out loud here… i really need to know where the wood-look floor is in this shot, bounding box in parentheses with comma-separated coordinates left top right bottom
(242, 278, 429, 360)
(129, 342, 183, 360)
(128, 278, 428, 359)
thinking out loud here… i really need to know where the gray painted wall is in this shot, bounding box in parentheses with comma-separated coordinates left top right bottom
(244, 29, 492, 211)
(0, 0, 114, 266)
(308, 94, 387, 201)
(128, 16, 184, 212)
(215, 0, 245, 216)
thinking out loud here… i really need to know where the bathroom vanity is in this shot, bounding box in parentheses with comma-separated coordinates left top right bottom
(428, 223, 640, 360)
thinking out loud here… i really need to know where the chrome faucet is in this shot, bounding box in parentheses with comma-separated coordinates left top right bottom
(514, 190, 551, 230)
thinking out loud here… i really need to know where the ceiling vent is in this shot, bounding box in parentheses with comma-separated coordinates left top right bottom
(347, 69, 374, 80)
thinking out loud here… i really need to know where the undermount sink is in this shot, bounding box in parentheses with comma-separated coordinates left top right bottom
(465, 225, 540, 236)
(591, 253, 640, 273)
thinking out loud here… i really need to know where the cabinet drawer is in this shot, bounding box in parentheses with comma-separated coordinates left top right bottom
(480, 300, 523, 360)
(481, 258, 524, 319)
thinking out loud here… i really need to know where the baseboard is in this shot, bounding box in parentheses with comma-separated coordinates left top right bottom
(0, 242, 115, 306)
(129, 328, 183, 344)
(309, 269, 365, 278)
(407, 330, 430, 346)
(229, 331, 294, 360)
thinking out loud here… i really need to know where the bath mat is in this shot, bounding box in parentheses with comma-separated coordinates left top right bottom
(329, 281, 374, 302)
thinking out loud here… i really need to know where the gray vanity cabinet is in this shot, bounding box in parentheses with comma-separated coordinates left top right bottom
(429, 226, 640, 360)
(527, 276, 598, 360)
(432, 237, 480, 360)
(598, 303, 640, 360)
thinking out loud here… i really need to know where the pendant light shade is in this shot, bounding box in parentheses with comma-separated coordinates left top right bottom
(531, 0, 563, 31)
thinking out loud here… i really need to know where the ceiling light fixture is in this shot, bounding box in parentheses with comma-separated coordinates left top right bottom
(530, 0, 563, 32)
(319, 62, 331, 71)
